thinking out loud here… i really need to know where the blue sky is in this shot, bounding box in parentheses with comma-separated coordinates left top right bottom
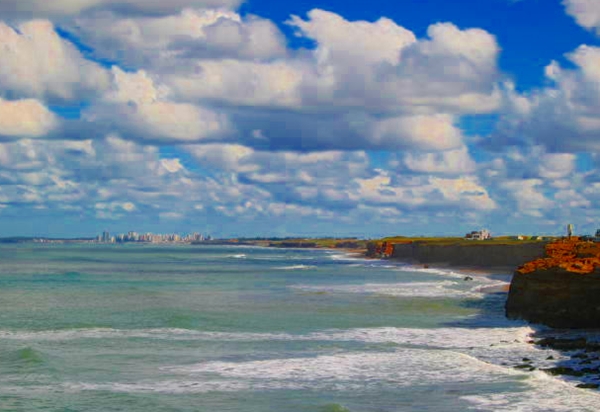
(0, 0, 599, 238)
(246, 0, 596, 88)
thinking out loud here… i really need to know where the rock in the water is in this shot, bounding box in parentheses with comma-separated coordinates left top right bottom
(542, 367, 585, 377)
(514, 364, 536, 371)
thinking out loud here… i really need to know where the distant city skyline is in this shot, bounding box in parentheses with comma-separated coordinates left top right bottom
(96, 230, 211, 243)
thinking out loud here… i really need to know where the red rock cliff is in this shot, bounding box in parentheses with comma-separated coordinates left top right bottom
(506, 238, 600, 328)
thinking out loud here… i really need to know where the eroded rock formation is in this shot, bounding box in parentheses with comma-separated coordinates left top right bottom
(506, 238, 600, 328)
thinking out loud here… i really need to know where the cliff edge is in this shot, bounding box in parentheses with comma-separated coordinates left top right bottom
(368, 240, 546, 270)
(506, 238, 600, 328)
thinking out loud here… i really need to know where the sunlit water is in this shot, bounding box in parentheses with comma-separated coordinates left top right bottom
(0, 244, 598, 411)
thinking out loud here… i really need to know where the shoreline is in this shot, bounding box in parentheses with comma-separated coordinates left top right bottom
(197, 242, 516, 295)
(275, 243, 600, 390)
(329, 247, 514, 294)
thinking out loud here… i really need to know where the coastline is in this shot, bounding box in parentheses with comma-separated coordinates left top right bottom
(206, 241, 517, 297)
(262, 241, 600, 390)
(10, 241, 600, 400)
(328, 246, 515, 295)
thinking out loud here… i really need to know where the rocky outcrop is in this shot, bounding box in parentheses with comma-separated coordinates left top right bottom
(367, 241, 396, 258)
(506, 267, 600, 328)
(386, 242, 546, 269)
(506, 238, 600, 328)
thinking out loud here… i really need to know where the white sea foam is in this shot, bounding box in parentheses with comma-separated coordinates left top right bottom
(327, 253, 367, 262)
(9, 324, 600, 411)
(173, 349, 514, 385)
(63, 380, 255, 394)
(0, 324, 549, 372)
(320, 326, 535, 348)
(0, 324, 583, 379)
(229, 254, 246, 259)
(62, 357, 600, 412)
(347, 263, 398, 268)
(63, 349, 521, 395)
(471, 281, 510, 294)
(275, 265, 317, 270)
(12, 325, 574, 383)
(0, 325, 534, 347)
(461, 372, 600, 412)
(291, 281, 482, 298)
(395, 265, 480, 279)
(152, 333, 599, 410)
(36, 350, 600, 411)
(251, 256, 315, 261)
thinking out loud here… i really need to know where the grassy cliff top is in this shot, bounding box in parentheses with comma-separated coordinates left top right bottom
(227, 236, 555, 249)
(232, 238, 368, 249)
(379, 236, 553, 246)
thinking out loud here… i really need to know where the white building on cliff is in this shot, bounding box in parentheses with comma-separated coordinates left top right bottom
(465, 229, 491, 240)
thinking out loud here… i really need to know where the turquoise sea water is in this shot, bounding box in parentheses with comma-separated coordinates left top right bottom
(0, 244, 599, 411)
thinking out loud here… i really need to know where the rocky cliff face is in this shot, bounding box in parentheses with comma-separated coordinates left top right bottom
(506, 267, 600, 328)
(388, 242, 546, 269)
(506, 238, 600, 328)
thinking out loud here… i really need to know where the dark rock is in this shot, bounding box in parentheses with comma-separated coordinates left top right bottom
(535, 337, 600, 353)
(537, 338, 588, 350)
(506, 267, 600, 328)
(514, 364, 536, 371)
(464, 276, 474, 281)
(576, 383, 600, 389)
(390, 242, 546, 269)
(546, 355, 554, 360)
(542, 367, 585, 377)
(522, 357, 531, 362)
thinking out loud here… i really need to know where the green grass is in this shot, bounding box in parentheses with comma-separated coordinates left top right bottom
(240, 238, 368, 249)
(235, 236, 554, 249)
(377, 236, 552, 246)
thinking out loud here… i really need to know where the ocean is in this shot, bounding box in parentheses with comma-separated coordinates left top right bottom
(0, 243, 598, 411)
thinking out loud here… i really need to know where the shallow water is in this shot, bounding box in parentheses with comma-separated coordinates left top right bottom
(0, 244, 598, 411)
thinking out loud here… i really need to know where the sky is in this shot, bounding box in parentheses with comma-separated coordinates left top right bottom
(0, 0, 599, 238)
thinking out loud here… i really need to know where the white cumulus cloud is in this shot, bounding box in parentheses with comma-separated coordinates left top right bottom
(564, 0, 600, 34)
(87, 68, 232, 143)
(0, 98, 58, 138)
(69, 9, 286, 68)
(494, 45, 600, 152)
(0, 0, 243, 18)
(0, 20, 109, 100)
(164, 10, 501, 151)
